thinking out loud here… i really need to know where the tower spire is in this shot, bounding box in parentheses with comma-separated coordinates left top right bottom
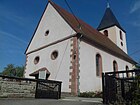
(97, 3, 125, 32)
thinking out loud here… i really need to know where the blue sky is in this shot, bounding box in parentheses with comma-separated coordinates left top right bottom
(0, 0, 140, 72)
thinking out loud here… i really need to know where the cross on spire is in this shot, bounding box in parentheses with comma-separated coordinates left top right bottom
(107, 2, 110, 8)
(107, 0, 110, 8)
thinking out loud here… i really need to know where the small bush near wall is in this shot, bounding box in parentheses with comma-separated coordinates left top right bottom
(79, 91, 102, 98)
(132, 75, 140, 105)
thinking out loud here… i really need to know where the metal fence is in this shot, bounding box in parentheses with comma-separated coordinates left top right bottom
(35, 79, 61, 99)
(102, 69, 140, 105)
(0, 75, 62, 99)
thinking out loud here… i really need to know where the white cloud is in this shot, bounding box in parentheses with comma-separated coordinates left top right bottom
(0, 50, 23, 54)
(130, 1, 140, 13)
(0, 4, 33, 29)
(0, 30, 27, 55)
(131, 21, 140, 27)
(0, 31, 27, 44)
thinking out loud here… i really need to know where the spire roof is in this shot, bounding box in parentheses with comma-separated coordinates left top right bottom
(97, 7, 125, 32)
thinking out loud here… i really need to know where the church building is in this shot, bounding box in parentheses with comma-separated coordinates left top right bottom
(24, 1, 136, 95)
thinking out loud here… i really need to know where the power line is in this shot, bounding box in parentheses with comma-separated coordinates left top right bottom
(55, 39, 69, 79)
(64, 0, 81, 29)
(130, 49, 140, 56)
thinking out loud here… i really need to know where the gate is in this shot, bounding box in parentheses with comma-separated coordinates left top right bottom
(102, 69, 140, 105)
(35, 79, 62, 99)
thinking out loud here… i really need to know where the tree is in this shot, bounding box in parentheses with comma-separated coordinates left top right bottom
(135, 60, 140, 69)
(1, 64, 24, 77)
(136, 64, 140, 69)
(2, 64, 15, 76)
(15, 66, 25, 77)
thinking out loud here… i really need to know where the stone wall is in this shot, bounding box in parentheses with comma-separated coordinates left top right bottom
(0, 78, 36, 98)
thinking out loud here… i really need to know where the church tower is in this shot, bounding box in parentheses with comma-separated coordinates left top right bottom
(97, 4, 127, 53)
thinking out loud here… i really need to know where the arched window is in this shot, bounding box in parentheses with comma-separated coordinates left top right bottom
(103, 30, 108, 37)
(113, 60, 118, 72)
(126, 66, 129, 70)
(96, 54, 102, 77)
(126, 66, 129, 77)
(120, 31, 123, 40)
(121, 42, 123, 46)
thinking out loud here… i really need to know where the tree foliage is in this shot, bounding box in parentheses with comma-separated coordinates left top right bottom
(136, 64, 140, 69)
(132, 75, 140, 105)
(135, 60, 140, 69)
(1, 64, 24, 77)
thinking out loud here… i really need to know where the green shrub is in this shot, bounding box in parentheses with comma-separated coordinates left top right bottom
(79, 91, 102, 98)
(132, 75, 140, 105)
(94, 91, 103, 98)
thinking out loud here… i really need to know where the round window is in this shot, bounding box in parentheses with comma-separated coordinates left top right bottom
(51, 51, 58, 60)
(45, 30, 49, 36)
(34, 56, 40, 64)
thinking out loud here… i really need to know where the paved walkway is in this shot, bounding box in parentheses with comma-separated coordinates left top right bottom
(62, 97, 102, 103)
(0, 97, 104, 105)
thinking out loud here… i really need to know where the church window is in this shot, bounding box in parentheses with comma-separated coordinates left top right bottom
(103, 30, 108, 37)
(34, 56, 40, 64)
(96, 54, 102, 77)
(126, 65, 129, 70)
(120, 31, 123, 40)
(121, 42, 123, 46)
(126, 65, 129, 77)
(45, 30, 49, 36)
(51, 50, 58, 60)
(113, 60, 118, 72)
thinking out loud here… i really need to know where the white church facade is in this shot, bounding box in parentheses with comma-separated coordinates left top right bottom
(24, 1, 136, 95)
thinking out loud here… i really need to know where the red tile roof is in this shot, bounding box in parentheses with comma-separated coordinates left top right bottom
(49, 1, 136, 64)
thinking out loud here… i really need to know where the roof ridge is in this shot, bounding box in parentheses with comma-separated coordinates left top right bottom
(24, 1, 135, 64)
(49, 1, 136, 64)
(49, 0, 81, 31)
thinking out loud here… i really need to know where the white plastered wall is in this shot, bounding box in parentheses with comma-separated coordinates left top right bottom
(25, 39, 72, 92)
(99, 26, 127, 53)
(25, 2, 77, 92)
(79, 40, 133, 92)
(100, 27, 117, 44)
(26, 3, 76, 53)
(115, 26, 127, 53)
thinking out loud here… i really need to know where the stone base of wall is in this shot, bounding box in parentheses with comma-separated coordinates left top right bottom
(0, 79, 36, 98)
(61, 92, 76, 98)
